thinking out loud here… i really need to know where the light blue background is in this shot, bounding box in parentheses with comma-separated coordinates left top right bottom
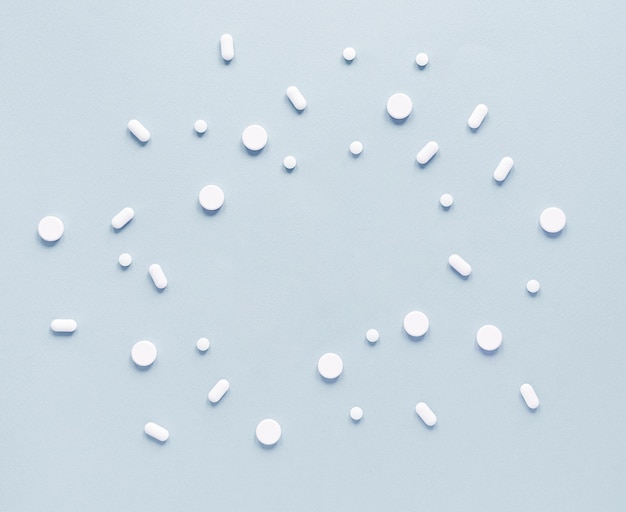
(1, 1, 625, 510)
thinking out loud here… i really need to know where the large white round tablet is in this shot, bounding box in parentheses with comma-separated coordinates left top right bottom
(403, 311, 429, 337)
(386, 93, 413, 120)
(256, 419, 281, 446)
(350, 406, 363, 421)
(317, 353, 343, 379)
(196, 337, 210, 352)
(118, 253, 132, 267)
(415, 52, 429, 67)
(199, 185, 224, 211)
(365, 328, 379, 343)
(242, 124, 268, 151)
(194, 119, 208, 134)
(38, 216, 64, 242)
(343, 47, 356, 61)
(131, 340, 157, 366)
(349, 141, 363, 155)
(476, 325, 502, 351)
(283, 155, 297, 170)
(539, 207, 566, 234)
(440, 193, 454, 208)
(526, 279, 541, 294)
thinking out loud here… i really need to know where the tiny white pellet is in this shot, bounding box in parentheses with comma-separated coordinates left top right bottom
(476, 325, 502, 352)
(242, 124, 268, 151)
(256, 419, 281, 446)
(350, 406, 363, 421)
(38, 216, 64, 242)
(220, 34, 234, 61)
(415, 52, 429, 67)
(540, 207, 566, 234)
(386, 93, 412, 120)
(416, 141, 439, 165)
(520, 383, 540, 410)
(131, 340, 157, 367)
(118, 253, 132, 268)
(526, 279, 541, 294)
(50, 319, 77, 333)
(440, 193, 454, 208)
(448, 254, 472, 277)
(144, 422, 169, 442)
(194, 119, 208, 134)
(148, 264, 167, 290)
(468, 103, 488, 129)
(403, 311, 429, 338)
(111, 207, 134, 230)
(208, 379, 230, 403)
(283, 155, 297, 170)
(317, 353, 343, 380)
(365, 328, 379, 344)
(127, 119, 150, 143)
(199, 185, 225, 211)
(343, 47, 356, 61)
(415, 402, 437, 427)
(349, 141, 363, 156)
(493, 157, 514, 182)
(286, 86, 307, 111)
(196, 337, 210, 352)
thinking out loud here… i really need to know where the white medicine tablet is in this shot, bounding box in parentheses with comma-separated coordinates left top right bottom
(343, 47, 356, 61)
(386, 93, 412, 120)
(194, 119, 208, 134)
(148, 264, 167, 290)
(349, 141, 363, 155)
(256, 418, 281, 446)
(403, 311, 429, 338)
(520, 383, 540, 410)
(416, 141, 439, 165)
(196, 337, 210, 352)
(317, 353, 343, 380)
(286, 86, 307, 111)
(50, 319, 77, 333)
(118, 253, 132, 268)
(208, 379, 230, 404)
(540, 207, 566, 234)
(526, 279, 541, 294)
(128, 119, 150, 143)
(131, 340, 157, 367)
(144, 422, 169, 442)
(493, 157, 514, 182)
(111, 207, 134, 230)
(415, 402, 437, 427)
(220, 34, 234, 61)
(199, 185, 225, 211)
(38, 216, 64, 242)
(350, 406, 363, 421)
(448, 254, 472, 277)
(476, 325, 502, 352)
(283, 155, 297, 170)
(242, 124, 268, 151)
(468, 103, 488, 129)
(415, 52, 429, 67)
(439, 193, 454, 208)
(365, 328, 379, 344)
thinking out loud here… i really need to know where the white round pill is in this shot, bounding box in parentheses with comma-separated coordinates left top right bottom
(350, 406, 363, 421)
(38, 216, 64, 242)
(256, 419, 281, 446)
(196, 337, 210, 352)
(343, 47, 356, 61)
(283, 155, 297, 170)
(317, 353, 343, 380)
(415, 52, 429, 67)
(476, 325, 502, 352)
(365, 328, 379, 344)
(242, 124, 268, 151)
(131, 340, 157, 366)
(403, 311, 429, 338)
(194, 119, 208, 134)
(539, 207, 566, 234)
(440, 193, 454, 208)
(526, 279, 541, 294)
(199, 185, 224, 211)
(349, 141, 363, 155)
(386, 93, 413, 120)
(118, 253, 132, 267)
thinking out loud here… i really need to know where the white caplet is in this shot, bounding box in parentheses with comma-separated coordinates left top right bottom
(415, 402, 437, 426)
(111, 207, 134, 230)
(50, 319, 77, 333)
(520, 383, 540, 410)
(220, 34, 234, 61)
(208, 379, 230, 403)
(128, 120, 150, 143)
(448, 254, 472, 277)
(468, 104, 488, 129)
(144, 422, 169, 442)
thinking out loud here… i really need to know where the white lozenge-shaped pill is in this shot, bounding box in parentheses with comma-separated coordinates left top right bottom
(365, 328, 379, 344)
(256, 419, 281, 446)
(440, 193, 454, 208)
(493, 157, 514, 182)
(349, 141, 363, 155)
(220, 34, 234, 61)
(468, 104, 488, 129)
(286, 86, 307, 111)
(476, 325, 502, 352)
(50, 319, 77, 333)
(208, 379, 230, 403)
(128, 120, 150, 143)
(415, 402, 437, 426)
(118, 253, 132, 268)
(386, 93, 412, 120)
(196, 337, 210, 352)
(540, 207, 566, 234)
(111, 207, 134, 230)
(449, 254, 472, 277)
(526, 279, 540, 294)
(416, 141, 439, 165)
(148, 264, 167, 290)
(38, 216, 64, 242)
(350, 406, 363, 421)
(415, 52, 429, 67)
(144, 422, 169, 442)
(132, 340, 157, 367)
(343, 47, 356, 62)
(520, 383, 540, 410)
(283, 155, 297, 170)
(194, 119, 208, 134)
(242, 124, 268, 151)
(199, 185, 224, 211)
(317, 353, 343, 380)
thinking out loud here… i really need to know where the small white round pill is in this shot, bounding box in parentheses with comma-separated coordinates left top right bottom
(439, 193, 454, 208)
(283, 155, 297, 170)
(365, 328, 379, 344)
(131, 340, 157, 367)
(476, 325, 502, 352)
(196, 337, 210, 352)
(317, 353, 343, 380)
(256, 418, 281, 446)
(526, 279, 541, 294)
(386, 93, 413, 120)
(38, 216, 64, 242)
(118, 253, 132, 268)
(540, 207, 566, 234)
(415, 52, 429, 67)
(343, 47, 356, 61)
(242, 124, 268, 151)
(350, 406, 363, 421)
(199, 185, 225, 211)
(403, 311, 429, 338)
(194, 119, 208, 134)
(349, 141, 363, 155)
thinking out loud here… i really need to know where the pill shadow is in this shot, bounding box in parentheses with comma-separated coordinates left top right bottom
(349, 151, 361, 159)
(37, 234, 60, 247)
(415, 415, 437, 430)
(404, 329, 429, 342)
(197, 202, 221, 217)
(440, 204, 452, 211)
(130, 357, 154, 372)
(144, 432, 167, 444)
(519, 394, 539, 413)
(110, 222, 133, 234)
(342, 57, 355, 65)
(284, 95, 305, 115)
(283, 165, 295, 174)
(468, 118, 488, 133)
(127, 130, 149, 146)
(415, 154, 438, 169)
(317, 370, 341, 384)
(50, 329, 74, 337)
(242, 143, 266, 156)
(255, 436, 281, 450)
(448, 266, 470, 281)
(539, 224, 564, 239)
(194, 130, 207, 138)
(387, 114, 409, 126)
(475, 343, 501, 357)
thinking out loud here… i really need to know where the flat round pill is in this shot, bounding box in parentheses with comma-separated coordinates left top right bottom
(343, 47, 356, 61)
(131, 340, 157, 366)
(365, 328, 379, 344)
(403, 311, 429, 338)
(526, 279, 541, 294)
(283, 155, 297, 170)
(256, 418, 281, 446)
(386, 93, 412, 120)
(415, 52, 429, 67)
(199, 185, 225, 211)
(350, 406, 363, 421)
(540, 207, 566, 234)
(317, 353, 343, 380)
(38, 216, 64, 242)
(118, 253, 132, 267)
(440, 193, 454, 208)
(196, 337, 210, 352)
(476, 325, 502, 352)
(194, 119, 208, 134)
(242, 124, 268, 151)
(349, 141, 363, 155)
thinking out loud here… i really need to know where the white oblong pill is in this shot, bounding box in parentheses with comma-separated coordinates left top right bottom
(50, 319, 77, 333)
(286, 86, 307, 111)
(111, 207, 134, 230)
(468, 103, 488, 129)
(128, 119, 150, 143)
(476, 325, 502, 352)
(350, 406, 363, 421)
(208, 379, 230, 403)
(540, 207, 566, 234)
(386, 93, 412, 120)
(118, 253, 132, 268)
(526, 279, 540, 294)
(448, 254, 472, 277)
(439, 193, 454, 208)
(242, 124, 268, 151)
(220, 33, 234, 61)
(144, 422, 169, 442)
(365, 328, 379, 344)
(343, 47, 356, 62)
(349, 141, 363, 155)
(403, 311, 429, 338)
(196, 337, 210, 352)
(317, 353, 343, 380)
(194, 119, 208, 134)
(415, 52, 429, 67)
(283, 155, 297, 170)
(38, 216, 64, 242)
(520, 383, 540, 410)
(493, 157, 514, 182)
(148, 264, 167, 290)
(416, 141, 439, 165)
(132, 340, 157, 366)
(415, 402, 437, 427)
(256, 418, 281, 446)
(199, 185, 224, 211)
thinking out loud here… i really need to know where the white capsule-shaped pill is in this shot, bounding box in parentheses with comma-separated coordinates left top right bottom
(416, 141, 439, 165)
(111, 207, 134, 230)
(144, 422, 169, 442)
(415, 402, 437, 427)
(520, 383, 540, 410)
(468, 103, 488, 129)
(208, 379, 230, 403)
(127, 119, 150, 143)
(448, 254, 472, 277)
(220, 34, 234, 61)
(148, 264, 167, 290)
(286, 86, 307, 111)
(50, 319, 77, 333)
(493, 157, 514, 182)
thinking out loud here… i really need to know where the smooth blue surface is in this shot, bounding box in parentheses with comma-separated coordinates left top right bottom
(1, 1, 625, 510)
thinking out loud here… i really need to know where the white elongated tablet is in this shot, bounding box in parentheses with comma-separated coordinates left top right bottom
(144, 422, 169, 442)
(403, 311, 429, 337)
(208, 379, 230, 403)
(286, 86, 307, 111)
(128, 120, 150, 143)
(415, 402, 437, 426)
(449, 254, 472, 277)
(50, 319, 77, 333)
(386, 93, 412, 120)
(493, 157, 514, 182)
(199, 185, 225, 211)
(256, 419, 281, 446)
(220, 34, 234, 61)
(343, 47, 356, 62)
(196, 337, 210, 352)
(194, 119, 208, 134)
(283, 155, 297, 170)
(132, 340, 157, 366)
(540, 207, 566, 234)
(317, 353, 343, 380)
(349, 141, 363, 155)
(526, 279, 540, 294)
(520, 383, 540, 410)
(415, 52, 429, 67)
(416, 141, 439, 165)
(439, 193, 454, 208)
(350, 406, 363, 421)
(476, 325, 502, 351)
(111, 207, 134, 230)
(118, 253, 132, 267)
(468, 104, 488, 129)
(148, 264, 167, 290)
(242, 124, 268, 151)
(38, 216, 64, 242)
(365, 328, 379, 344)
